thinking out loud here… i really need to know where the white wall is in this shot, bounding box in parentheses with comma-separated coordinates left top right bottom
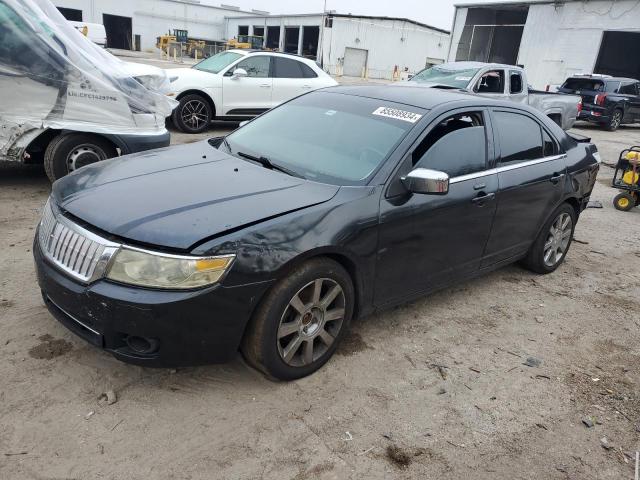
(322, 17, 450, 79)
(449, 1, 640, 89)
(55, 0, 255, 51)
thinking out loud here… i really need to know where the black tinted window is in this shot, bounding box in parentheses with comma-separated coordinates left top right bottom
(619, 83, 638, 95)
(543, 130, 557, 157)
(494, 111, 543, 164)
(273, 57, 305, 78)
(510, 72, 523, 93)
(414, 112, 487, 177)
(300, 63, 318, 78)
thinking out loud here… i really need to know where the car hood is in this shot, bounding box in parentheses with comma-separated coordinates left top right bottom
(166, 67, 220, 90)
(52, 141, 339, 250)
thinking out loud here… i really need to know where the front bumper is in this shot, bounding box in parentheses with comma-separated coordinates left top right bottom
(104, 130, 171, 155)
(34, 237, 272, 367)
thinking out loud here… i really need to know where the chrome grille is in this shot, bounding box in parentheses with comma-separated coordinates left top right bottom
(38, 200, 120, 283)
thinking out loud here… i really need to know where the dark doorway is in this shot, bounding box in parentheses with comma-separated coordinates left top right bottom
(595, 31, 640, 80)
(266, 26, 280, 50)
(253, 26, 265, 38)
(238, 25, 249, 36)
(103, 14, 132, 49)
(455, 6, 528, 64)
(57, 7, 82, 21)
(301, 26, 319, 58)
(284, 27, 300, 54)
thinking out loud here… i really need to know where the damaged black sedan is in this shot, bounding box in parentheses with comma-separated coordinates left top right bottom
(34, 86, 599, 380)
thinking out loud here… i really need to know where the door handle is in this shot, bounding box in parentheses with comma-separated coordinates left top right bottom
(302, 85, 312, 89)
(473, 183, 486, 190)
(259, 84, 271, 88)
(550, 173, 565, 184)
(471, 192, 496, 205)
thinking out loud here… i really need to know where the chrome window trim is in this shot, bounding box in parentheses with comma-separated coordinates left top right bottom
(449, 154, 567, 184)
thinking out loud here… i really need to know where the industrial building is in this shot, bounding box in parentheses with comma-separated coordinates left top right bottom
(54, 0, 264, 51)
(225, 13, 451, 79)
(448, 0, 640, 88)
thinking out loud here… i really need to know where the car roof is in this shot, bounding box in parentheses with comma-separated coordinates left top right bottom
(434, 61, 517, 71)
(230, 49, 317, 64)
(325, 84, 484, 110)
(567, 75, 638, 83)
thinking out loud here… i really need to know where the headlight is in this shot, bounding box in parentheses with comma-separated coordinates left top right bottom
(106, 247, 235, 289)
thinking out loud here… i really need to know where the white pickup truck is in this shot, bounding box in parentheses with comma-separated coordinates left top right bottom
(409, 62, 581, 130)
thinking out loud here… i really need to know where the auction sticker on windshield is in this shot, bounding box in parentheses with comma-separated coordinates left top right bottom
(372, 107, 422, 124)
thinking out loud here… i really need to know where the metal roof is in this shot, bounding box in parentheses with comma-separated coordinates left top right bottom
(225, 12, 450, 35)
(454, 0, 581, 8)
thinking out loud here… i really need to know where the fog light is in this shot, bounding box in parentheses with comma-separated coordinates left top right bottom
(125, 336, 159, 355)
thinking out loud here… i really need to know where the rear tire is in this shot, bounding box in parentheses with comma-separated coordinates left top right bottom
(241, 258, 354, 381)
(44, 133, 117, 182)
(522, 203, 577, 274)
(605, 109, 623, 131)
(613, 192, 635, 212)
(172, 94, 213, 134)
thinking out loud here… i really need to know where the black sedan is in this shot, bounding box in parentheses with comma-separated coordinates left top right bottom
(34, 86, 600, 380)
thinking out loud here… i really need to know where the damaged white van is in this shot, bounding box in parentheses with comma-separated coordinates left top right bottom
(0, 0, 177, 181)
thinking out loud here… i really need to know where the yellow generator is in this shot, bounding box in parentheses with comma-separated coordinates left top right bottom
(612, 148, 640, 211)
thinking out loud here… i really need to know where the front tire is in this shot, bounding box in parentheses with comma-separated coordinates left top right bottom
(44, 133, 117, 182)
(172, 94, 212, 133)
(241, 258, 354, 381)
(522, 204, 577, 274)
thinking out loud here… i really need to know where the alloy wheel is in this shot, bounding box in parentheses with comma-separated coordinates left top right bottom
(543, 212, 573, 267)
(181, 99, 209, 130)
(277, 278, 346, 367)
(611, 111, 622, 129)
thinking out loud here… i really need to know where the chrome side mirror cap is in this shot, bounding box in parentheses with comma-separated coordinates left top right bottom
(232, 68, 248, 79)
(401, 168, 449, 195)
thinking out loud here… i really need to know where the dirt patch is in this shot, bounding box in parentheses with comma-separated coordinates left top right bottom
(28, 335, 73, 360)
(385, 445, 413, 469)
(336, 331, 372, 356)
(0, 298, 13, 308)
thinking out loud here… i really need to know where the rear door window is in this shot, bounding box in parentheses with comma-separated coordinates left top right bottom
(493, 111, 543, 164)
(273, 57, 306, 78)
(510, 71, 523, 94)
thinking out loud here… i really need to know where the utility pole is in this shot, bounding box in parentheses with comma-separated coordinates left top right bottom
(318, 0, 328, 67)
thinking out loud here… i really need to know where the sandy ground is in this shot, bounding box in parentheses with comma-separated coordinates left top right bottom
(1, 118, 639, 479)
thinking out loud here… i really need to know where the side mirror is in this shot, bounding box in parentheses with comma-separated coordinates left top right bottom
(401, 168, 449, 195)
(232, 68, 248, 79)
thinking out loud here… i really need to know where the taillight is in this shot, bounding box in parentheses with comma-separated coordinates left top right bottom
(577, 98, 582, 114)
(594, 93, 607, 106)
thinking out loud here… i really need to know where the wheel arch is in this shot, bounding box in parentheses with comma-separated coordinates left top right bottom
(272, 247, 367, 320)
(176, 89, 216, 116)
(27, 129, 120, 163)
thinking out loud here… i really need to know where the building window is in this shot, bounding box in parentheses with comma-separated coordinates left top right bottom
(238, 26, 249, 36)
(253, 26, 265, 38)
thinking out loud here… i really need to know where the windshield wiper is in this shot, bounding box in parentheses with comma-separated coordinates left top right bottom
(236, 151, 304, 179)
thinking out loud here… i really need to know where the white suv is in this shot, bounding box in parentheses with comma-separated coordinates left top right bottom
(167, 50, 338, 133)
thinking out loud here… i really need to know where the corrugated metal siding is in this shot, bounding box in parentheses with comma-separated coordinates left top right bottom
(449, 0, 640, 89)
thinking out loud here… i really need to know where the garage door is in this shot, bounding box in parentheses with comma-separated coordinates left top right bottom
(343, 47, 368, 77)
(595, 31, 640, 80)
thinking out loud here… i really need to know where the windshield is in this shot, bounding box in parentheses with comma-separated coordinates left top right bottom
(222, 92, 421, 185)
(561, 78, 619, 93)
(194, 51, 242, 74)
(410, 65, 480, 88)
